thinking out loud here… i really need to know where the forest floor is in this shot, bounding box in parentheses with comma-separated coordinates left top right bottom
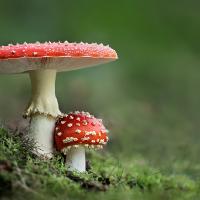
(0, 127, 200, 200)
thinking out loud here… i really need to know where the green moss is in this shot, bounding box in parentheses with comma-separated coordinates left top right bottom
(0, 127, 199, 200)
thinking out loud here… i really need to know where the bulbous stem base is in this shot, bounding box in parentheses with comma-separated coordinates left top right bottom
(29, 114, 56, 158)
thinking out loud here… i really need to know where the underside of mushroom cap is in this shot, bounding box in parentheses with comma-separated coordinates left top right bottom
(0, 42, 118, 73)
(54, 111, 109, 154)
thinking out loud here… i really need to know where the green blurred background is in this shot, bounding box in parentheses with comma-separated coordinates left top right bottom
(0, 0, 200, 178)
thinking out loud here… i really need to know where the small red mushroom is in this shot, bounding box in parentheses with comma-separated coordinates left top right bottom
(54, 111, 109, 172)
(0, 41, 117, 158)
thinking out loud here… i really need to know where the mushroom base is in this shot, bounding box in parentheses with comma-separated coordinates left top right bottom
(65, 146, 86, 172)
(29, 114, 56, 158)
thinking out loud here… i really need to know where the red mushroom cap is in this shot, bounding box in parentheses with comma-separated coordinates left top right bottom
(0, 42, 118, 73)
(54, 111, 109, 154)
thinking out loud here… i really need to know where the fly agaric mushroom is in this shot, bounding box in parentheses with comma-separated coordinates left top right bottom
(0, 42, 117, 157)
(54, 111, 109, 172)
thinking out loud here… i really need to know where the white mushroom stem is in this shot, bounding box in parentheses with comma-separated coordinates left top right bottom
(26, 69, 61, 117)
(26, 69, 62, 157)
(65, 146, 86, 172)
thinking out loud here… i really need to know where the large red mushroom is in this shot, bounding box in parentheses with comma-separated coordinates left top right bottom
(0, 42, 117, 157)
(54, 111, 109, 172)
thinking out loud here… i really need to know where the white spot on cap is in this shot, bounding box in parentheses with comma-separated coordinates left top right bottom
(99, 139, 106, 145)
(11, 50, 16, 55)
(63, 137, 78, 143)
(69, 115, 74, 119)
(76, 123, 80, 126)
(85, 112, 91, 118)
(91, 140, 95, 143)
(85, 131, 96, 136)
(33, 52, 38, 56)
(76, 117, 80, 121)
(57, 132, 62, 136)
(82, 120, 88, 126)
(75, 129, 81, 134)
(81, 137, 90, 141)
(61, 121, 66, 124)
(67, 123, 73, 127)
(101, 129, 109, 134)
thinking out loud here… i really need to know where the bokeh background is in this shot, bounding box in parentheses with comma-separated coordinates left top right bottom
(0, 0, 200, 178)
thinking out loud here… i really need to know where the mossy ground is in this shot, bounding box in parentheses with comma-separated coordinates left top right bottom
(0, 127, 199, 200)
